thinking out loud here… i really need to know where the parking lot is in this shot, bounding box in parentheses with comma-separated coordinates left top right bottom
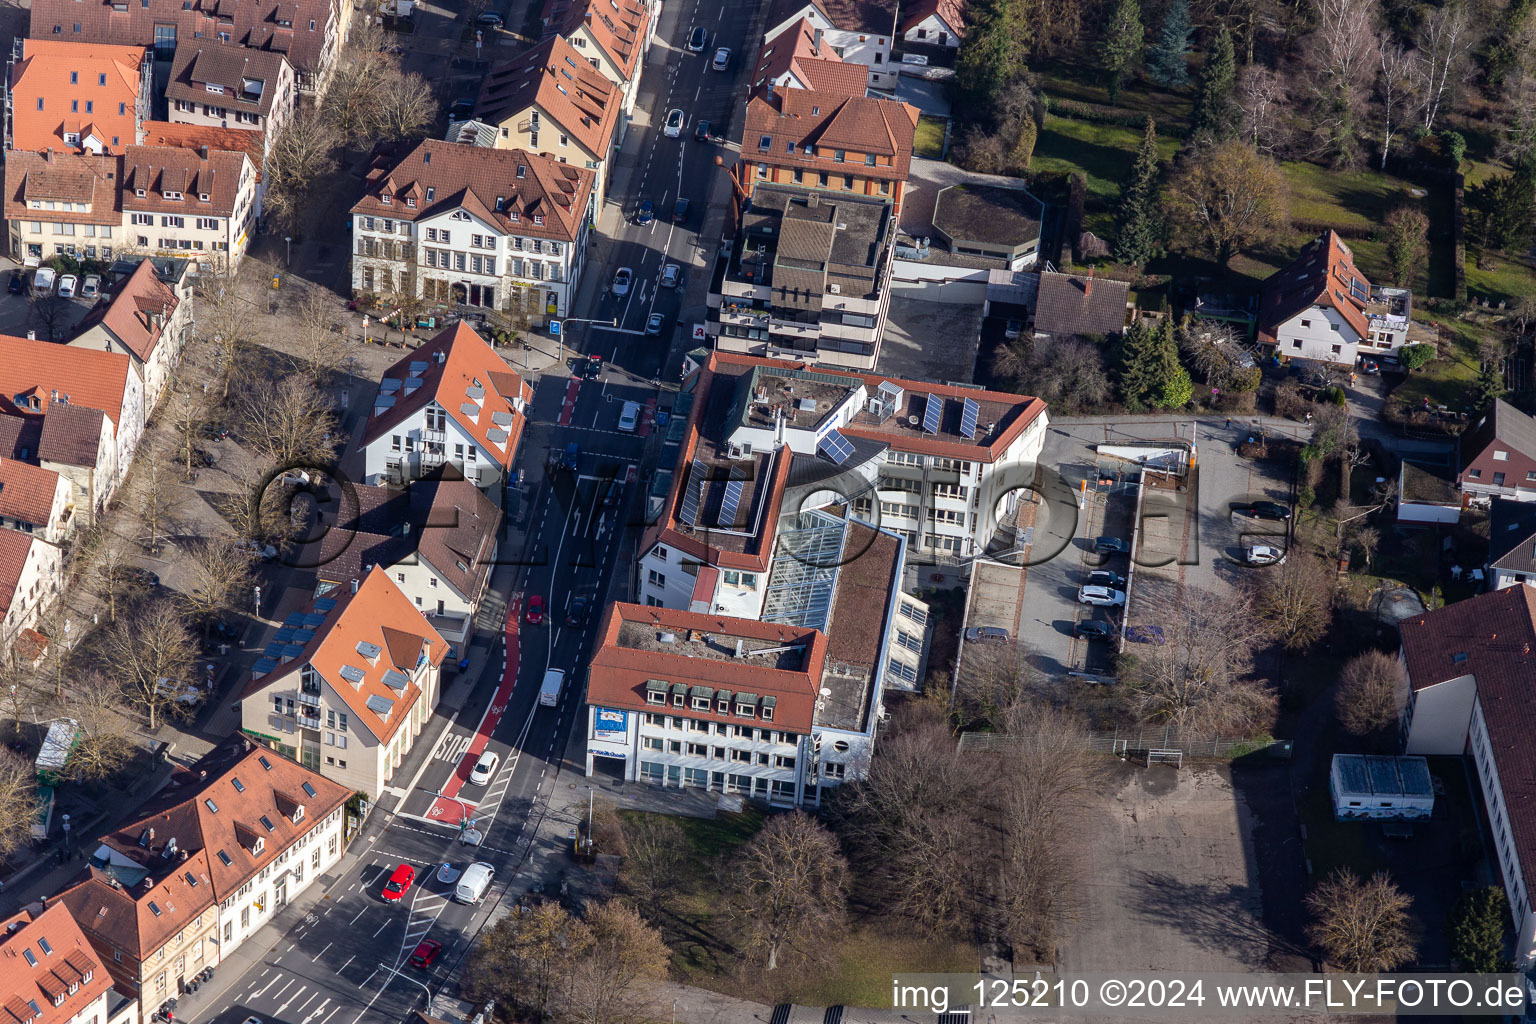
(0, 260, 97, 339)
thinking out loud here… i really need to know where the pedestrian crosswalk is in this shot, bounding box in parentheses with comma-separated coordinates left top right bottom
(433, 733, 473, 764)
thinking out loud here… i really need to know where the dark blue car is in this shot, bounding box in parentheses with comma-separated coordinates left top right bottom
(636, 200, 654, 226)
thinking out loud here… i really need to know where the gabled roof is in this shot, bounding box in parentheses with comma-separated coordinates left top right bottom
(1, 149, 122, 226)
(37, 404, 108, 468)
(898, 0, 965, 35)
(353, 140, 592, 244)
(752, 17, 868, 99)
(0, 337, 133, 435)
(0, 531, 36, 620)
(55, 861, 213, 965)
(1488, 499, 1536, 575)
(765, 0, 898, 35)
(92, 735, 349, 905)
(0, 903, 112, 1024)
(244, 567, 447, 745)
(315, 477, 502, 601)
(741, 89, 918, 180)
(1461, 399, 1536, 473)
(70, 258, 178, 364)
(0, 458, 63, 527)
(8, 40, 146, 154)
(1033, 270, 1130, 336)
(142, 120, 265, 174)
(1399, 586, 1536, 913)
(359, 322, 531, 471)
(1257, 230, 1370, 345)
(30, 0, 336, 77)
(476, 36, 621, 160)
(122, 144, 249, 218)
(543, 0, 649, 81)
(0, 417, 44, 461)
(166, 42, 290, 117)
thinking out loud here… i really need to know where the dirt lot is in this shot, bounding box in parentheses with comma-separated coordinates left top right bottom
(1060, 762, 1308, 975)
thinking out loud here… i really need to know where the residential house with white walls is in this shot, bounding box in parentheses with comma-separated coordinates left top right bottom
(761, 0, 900, 90)
(540, 0, 653, 129)
(68, 258, 190, 410)
(0, 528, 64, 653)
(0, 900, 123, 1024)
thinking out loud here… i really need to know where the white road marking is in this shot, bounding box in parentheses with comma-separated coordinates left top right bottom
(254, 973, 284, 1000)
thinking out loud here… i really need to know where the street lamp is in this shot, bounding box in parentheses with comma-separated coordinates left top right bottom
(284, 236, 292, 266)
(549, 316, 618, 365)
(252, 585, 262, 618)
(435, 788, 473, 826)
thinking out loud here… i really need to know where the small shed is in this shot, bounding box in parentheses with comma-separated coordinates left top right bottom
(35, 718, 80, 782)
(1398, 461, 1460, 525)
(1330, 753, 1435, 820)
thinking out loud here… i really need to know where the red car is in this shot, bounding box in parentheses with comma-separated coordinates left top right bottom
(409, 939, 441, 967)
(525, 595, 545, 625)
(381, 863, 415, 902)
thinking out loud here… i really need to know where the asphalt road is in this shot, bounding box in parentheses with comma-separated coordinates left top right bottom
(184, 1, 756, 1021)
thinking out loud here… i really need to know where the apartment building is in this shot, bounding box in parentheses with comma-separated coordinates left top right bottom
(1257, 230, 1405, 369)
(165, 43, 294, 143)
(1398, 585, 1536, 968)
(636, 351, 1047, 615)
(350, 140, 594, 320)
(899, 0, 965, 47)
(121, 144, 259, 269)
(315, 477, 502, 652)
(735, 87, 916, 224)
(239, 567, 448, 798)
(0, 902, 127, 1024)
(68, 258, 190, 409)
(29, 0, 342, 96)
(762, 0, 900, 90)
(59, 736, 348, 1015)
(0, 528, 64, 652)
(475, 35, 622, 208)
(6, 39, 152, 154)
(540, 0, 653, 126)
(0, 457, 74, 542)
(750, 18, 868, 99)
(3, 148, 122, 266)
(355, 322, 532, 490)
(712, 184, 895, 368)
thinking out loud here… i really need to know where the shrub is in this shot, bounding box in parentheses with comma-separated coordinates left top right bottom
(1398, 344, 1434, 371)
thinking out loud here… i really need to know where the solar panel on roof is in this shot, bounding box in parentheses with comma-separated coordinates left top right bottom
(302, 613, 326, 627)
(922, 394, 942, 434)
(960, 397, 980, 440)
(314, 598, 337, 612)
(719, 480, 744, 525)
(680, 458, 706, 527)
(818, 428, 855, 464)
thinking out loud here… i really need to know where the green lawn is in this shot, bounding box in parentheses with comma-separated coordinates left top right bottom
(1464, 249, 1536, 306)
(1279, 161, 1425, 233)
(1034, 63, 1195, 124)
(1030, 115, 1180, 236)
(914, 115, 946, 159)
(1389, 319, 1487, 413)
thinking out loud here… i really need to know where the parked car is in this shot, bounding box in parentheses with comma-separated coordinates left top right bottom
(1004, 318, 1024, 339)
(468, 750, 500, 786)
(645, 313, 665, 336)
(712, 46, 731, 70)
(664, 108, 685, 137)
(1086, 569, 1125, 588)
(155, 678, 202, 705)
(381, 863, 415, 902)
(575, 355, 602, 380)
(636, 199, 654, 225)
(122, 567, 160, 589)
(1245, 544, 1287, 565)
(672, 197, 690, 223)
(561, 442, 579, 470)
(409, 940, 441, 968)
(1360, 359, 1381, 374)
(448, 97, 475, 120)
(618, 399, 642, 432)
(1077, 585, 1126, 607)
(694, 119, 712, 142)
(687, 25, 707, 50)
(31, 267, 55, 295)
(58, 271, 79, 296)
(7, 270, 24, 294)
(525, 595, 545, 624)
(612, 267, 633, 296)
(1074, 619, 1115, 640)
(81, 274, 101, 299)
(1094, 536, 1130, 554)
(1239, 500, 1292, 521)
(1126, 624, 1166, 644)
(661, 263, 681, 289)
(566, 596, 591, 626)
(474, 11, 503, 28)
(962, 625, 1010, 644)
(602, 478, 624, 508)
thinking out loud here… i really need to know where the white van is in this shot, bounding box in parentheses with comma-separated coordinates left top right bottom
(454, 861, 495, 904)
(31, 267, 55, 296)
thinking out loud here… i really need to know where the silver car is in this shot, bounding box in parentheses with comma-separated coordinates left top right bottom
(1077, 585, 1126, 607)
(664, 108, 685, 138)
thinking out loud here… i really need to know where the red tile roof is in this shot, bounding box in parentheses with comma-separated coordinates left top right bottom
(741, 89, 918, 181)
(898, 0, 966, 36)
(587, 603, 827, 733)
(166, 42, 288, 117)
(0, 458, 63, 527)
(55, 862, 213, 969)
(0, 337, 133, 438)
(0, 903, 111, 1024)
(766, 0, 898, 35)
(0, 531, 35, 621)
(72, 258, 178, 364)
(37, 404, 108, 468)
(543, 0, 649, 81)
(122, 144, 250, 219)
(359, 322, 531, 471)
(476, 36, 621, 161)
(1399, 586, 1536, 911)
(244, 567, 447, 745)
(8, 40, 147, 154)
(353, 140, 592, 245)
(1258, 230, 1370, 345)
(752, 18, 868, 99)
(142, 120, 266, 176)
(2, 150, 122, 227)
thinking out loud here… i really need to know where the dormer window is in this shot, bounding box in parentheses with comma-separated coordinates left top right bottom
(198, 192, 209, 201)
(533, 215, 544, 225)
(381, 194, 392, 205)
(164, 190, 182, 200)
(251, 836, 264, 855)
(291, 805, 304, 823)
(135, 188, 146, 197)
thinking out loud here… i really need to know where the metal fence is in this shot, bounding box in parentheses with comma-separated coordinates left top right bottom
(957, 727, 1290, 762)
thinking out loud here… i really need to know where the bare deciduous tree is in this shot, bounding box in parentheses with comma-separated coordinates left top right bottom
(104, 598, 197, 730)
(238, 375, 337, 470)
(1166, 141, 1289, 267)
(1117, 585, 1276, 734)
(264, 107, 341, 232)
(466, 902, 590, 1017)
(81, 527, 146, 622)
(0, 749, 38, 859)
(28, 290, 74, 342)
(1414, 2, 1475, 133)
(726, 811, 849, 971)
(1335, 649, 1407, 736)
(194, 272, 258, 402)
(292, 290, 351, 391)
(617, 814, 688, 921)
(376, 68, 437, 141)
(163, 348, 218, 478)
(1306, 869, 1416, 971)
(181, 537, 256, 629)
(560, 901, 669, 1024)
(1248, 553, 1334, 651)
(217, 470, 302, 549)
(1376, 34, 1417, 169)
(126, 436, 186, 555)
(67, 670, 139, 783)
(1300, 0, 1378, 166)
(1237, 64, 1291, 156)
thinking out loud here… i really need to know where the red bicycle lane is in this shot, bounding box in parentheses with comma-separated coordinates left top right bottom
(425, 592, 523, 824)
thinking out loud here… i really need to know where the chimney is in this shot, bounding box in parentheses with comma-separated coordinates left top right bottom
(813, 27, 822, 53)
(198, 144, 208, 161)
(1085, 266, 1093, 297)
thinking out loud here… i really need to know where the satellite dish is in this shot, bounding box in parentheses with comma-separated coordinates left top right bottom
(921, 236, 930, 248)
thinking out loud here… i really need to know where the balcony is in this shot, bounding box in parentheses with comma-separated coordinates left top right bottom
(296, 709, 321, 730)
